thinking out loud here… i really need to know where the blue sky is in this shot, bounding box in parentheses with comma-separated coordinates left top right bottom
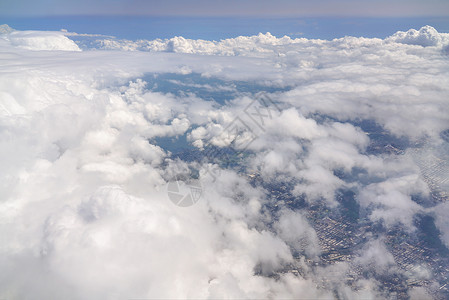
(1, 0, 449, 17)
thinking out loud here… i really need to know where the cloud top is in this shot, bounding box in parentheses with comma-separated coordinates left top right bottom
(386, 25, 449, 47)
(0, 28, 81, 51)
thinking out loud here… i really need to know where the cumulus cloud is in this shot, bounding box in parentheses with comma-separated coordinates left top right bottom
(274, 209, 321, 258)
(0, 28, 81, 51)
(386, 25, 449, 47)
(433, 202, 449, 249)
(1, 25, 448, 298)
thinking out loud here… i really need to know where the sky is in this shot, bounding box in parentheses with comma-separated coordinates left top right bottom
(1, 0, 449, 17)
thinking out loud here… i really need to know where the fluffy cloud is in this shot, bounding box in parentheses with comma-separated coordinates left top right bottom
(0, 28, 81, 51)
(386, 25, 449, 47)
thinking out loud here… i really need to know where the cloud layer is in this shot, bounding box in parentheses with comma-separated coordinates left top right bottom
(0, 25, 448, 299)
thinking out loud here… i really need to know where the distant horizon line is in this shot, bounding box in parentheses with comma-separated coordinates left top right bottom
(2, 14, 449, 19)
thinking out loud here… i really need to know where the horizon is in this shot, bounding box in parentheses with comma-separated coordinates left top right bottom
(2, 15, 449, 41)
(2, 0, 448, 41)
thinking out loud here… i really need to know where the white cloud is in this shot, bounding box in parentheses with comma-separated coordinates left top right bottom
(274, 209, 321, 258)
(1, 29, 81, 51)
(358, 173, 427, 228)
(433, 202, 449, 249)
(386, 25, 449, 47)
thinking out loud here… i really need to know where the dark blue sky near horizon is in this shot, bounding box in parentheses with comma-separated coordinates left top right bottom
(1, 0, 449, 40)
(1, 16, 449, 40)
